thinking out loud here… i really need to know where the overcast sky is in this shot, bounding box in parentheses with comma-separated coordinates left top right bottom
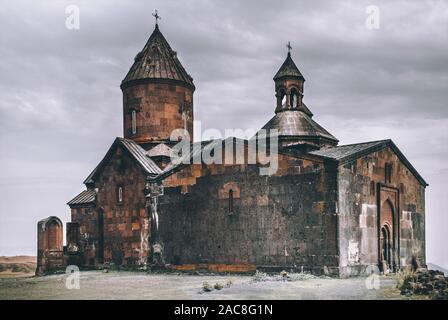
(0, 0, 447, 268)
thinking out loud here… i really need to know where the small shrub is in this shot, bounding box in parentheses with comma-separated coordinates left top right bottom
(11, 264, 28, 273)
(289, 272, 316, 281)
(214, 282, 223, 290)
(253, 270, 268, 282)
(396, 269, 415, 291)
(202, 281, 213, 292)
(280, 270, 289, 280)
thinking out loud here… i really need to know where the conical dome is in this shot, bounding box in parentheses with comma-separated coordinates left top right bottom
(258, 110, 338, 148)
(121, 25, 194, 90)
(273, 52, 305, 81)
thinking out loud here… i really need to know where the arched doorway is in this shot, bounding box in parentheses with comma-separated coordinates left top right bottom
(380, 224, 392, 268)
(379, 199, 396, 272)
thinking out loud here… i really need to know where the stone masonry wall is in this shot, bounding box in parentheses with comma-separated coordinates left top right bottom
(338, 146, 425, 277)
(157, 159, 340, 275)
(122, 82, 194, 145)
(94, 145, 150, 267)
(69, 204, 99, 266)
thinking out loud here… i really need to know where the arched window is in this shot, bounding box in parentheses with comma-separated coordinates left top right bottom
(229, 189, 234, 213)
(370, 181, 375, 196)
(131, 110, 137, 135)
(277, 88, 286, 109)
(290, 89, 298, 108)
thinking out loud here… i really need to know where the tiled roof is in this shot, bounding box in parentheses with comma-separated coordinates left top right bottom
(273, 52, 305, 80)
(299, 102, 313, 117)
(159, 140, 219, 176)
(310, 140, 388, 160)
(83, 138, 162, 184)
(146, 143, 173, 158)
(118, 138, 162, 175)
(258, 110, 338, 143)
(121, 25, 194, 89)
(156, 138, 246, 179)
(310, 139, 428, 186)
(67, 189, 96, 206)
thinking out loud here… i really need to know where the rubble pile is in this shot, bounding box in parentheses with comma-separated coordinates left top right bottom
(399, 269, 448, 300)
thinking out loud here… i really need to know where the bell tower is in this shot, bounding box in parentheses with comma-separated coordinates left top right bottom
(256, 43, 338, 151)
(274, 42, 307, 114)
(120, 15, 195, 149)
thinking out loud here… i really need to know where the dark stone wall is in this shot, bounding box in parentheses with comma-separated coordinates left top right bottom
(157, 161, 340, 274)
(93, 145, 150, 267)
(64, 141, 425, 277)
(338, 146, 426, 277)
(69, 204, 100, 266)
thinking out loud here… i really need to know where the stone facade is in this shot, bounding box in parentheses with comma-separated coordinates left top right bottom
(157, 157, 339, 275)
(95, 144, 150, 267)
(36, 23, 427, 277)
(337, 146, 426, 277)
(122, 82, 194, 147)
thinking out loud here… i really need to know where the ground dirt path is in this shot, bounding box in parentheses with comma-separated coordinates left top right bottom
(0, 271, 421, 300)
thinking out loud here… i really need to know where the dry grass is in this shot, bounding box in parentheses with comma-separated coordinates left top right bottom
(395, 268, 415, 290)
(0, 256, 36, 278)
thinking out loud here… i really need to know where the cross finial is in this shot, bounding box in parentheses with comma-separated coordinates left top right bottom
(152, 10, 161, 26)
(286, 41, 292, 54)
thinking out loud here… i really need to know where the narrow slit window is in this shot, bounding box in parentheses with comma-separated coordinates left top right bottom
(118, 186, 123, 203)
(385, 163, 393, 184)
(131, 110, 137, 135)
(229, 189, 234, 213)
(370, 181, 375, 196)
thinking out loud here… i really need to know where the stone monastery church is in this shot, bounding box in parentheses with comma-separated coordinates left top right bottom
(37, 20, 427, 277)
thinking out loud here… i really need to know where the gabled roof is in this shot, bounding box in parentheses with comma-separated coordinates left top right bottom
(309, 139, 428, 186)
(121, 25, 194, 89)
(273, 52, 305, 80)
(258, 110, 338, 143)
(157, 140, 220, 178)
(83, 137, 162, 184)
(147, 143, 173, 158)
(67, 189, 96, 206)
(310, 140, 387, 160)
(155, 138, 249, 180)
